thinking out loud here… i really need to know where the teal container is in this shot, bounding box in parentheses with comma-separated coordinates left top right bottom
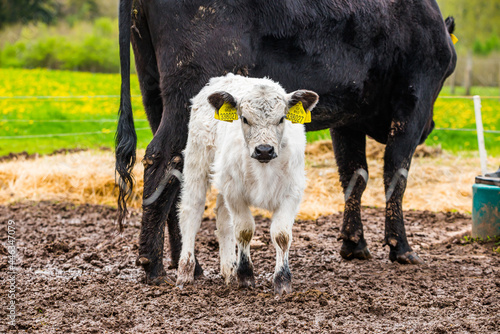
(472, 182, 500, 239)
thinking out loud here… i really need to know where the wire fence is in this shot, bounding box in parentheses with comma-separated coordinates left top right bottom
(0, 94, 498, 140)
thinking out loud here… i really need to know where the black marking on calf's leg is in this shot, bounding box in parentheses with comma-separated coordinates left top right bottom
(236, 230, 255, 288)
(237, 252, 255, 288)
(274, 264, 292, 296)
(273, 232, 292, 295)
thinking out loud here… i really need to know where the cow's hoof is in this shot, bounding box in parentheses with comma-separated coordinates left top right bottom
(340, 239, 372, 260)
(390, 250, 424, 264)
(147, 275, 176, 286)
(136, 256, 169, 285)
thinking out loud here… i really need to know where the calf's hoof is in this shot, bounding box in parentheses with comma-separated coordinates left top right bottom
(237, 266, 255, 289)
(389, 250, 424, 264)
(236, 254, 255, 288)
(169, 257, 204, 278)
(220, 263, 235, 285)
(176, 255, 196, 288)
(274, 281, 292, 296)
(238, 275, 256, 289)
(274, 268, 292, 295)
(339, 239, 372, 260)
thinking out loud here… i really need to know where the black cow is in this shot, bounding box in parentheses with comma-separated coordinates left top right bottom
(116, 0, 456, 284)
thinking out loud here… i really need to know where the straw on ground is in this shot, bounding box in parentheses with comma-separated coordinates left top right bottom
(1, 139, 498, 221)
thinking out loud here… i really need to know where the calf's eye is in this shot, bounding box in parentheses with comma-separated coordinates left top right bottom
(242, 116, 249, 124)
(279, 116, 285, 124)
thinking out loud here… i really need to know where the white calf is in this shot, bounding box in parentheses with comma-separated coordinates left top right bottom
(176, 73, 318, 294)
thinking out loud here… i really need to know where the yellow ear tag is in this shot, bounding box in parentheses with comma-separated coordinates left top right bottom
(215, 102, 238, 122)
(305, 109, 311, 123)
(286, 101, 311, 124)
(450, 34, 458, 45)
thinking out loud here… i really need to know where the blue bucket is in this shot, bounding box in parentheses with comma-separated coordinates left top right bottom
(472, 175, 500, 238)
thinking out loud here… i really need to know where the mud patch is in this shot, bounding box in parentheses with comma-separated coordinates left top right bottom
(1, 201, 498, 333)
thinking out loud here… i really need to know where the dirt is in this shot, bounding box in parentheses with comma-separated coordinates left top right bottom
(1, 201, 499, 333)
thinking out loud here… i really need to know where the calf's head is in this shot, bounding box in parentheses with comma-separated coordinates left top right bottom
(208, 85, 319, 163)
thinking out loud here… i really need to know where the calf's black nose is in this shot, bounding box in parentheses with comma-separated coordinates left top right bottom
(252, 144, 276, 163)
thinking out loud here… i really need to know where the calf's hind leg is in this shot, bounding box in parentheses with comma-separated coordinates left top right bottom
(331, 128, 371, 260)
(214, 194, 236, 284)
(175, 131, 212, 287)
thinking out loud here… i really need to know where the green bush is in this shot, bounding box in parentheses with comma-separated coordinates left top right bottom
(0, 17, 125, 73)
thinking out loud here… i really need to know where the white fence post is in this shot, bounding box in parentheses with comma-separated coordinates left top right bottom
(473, 95, 488, 175)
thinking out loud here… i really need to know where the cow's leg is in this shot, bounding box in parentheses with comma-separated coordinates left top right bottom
(136, 149, 184, 285)
(226, 200, 255, 288)
(131, 5, 206, 284)
(130, 6, 162, 135)
(383, 99, 429, 264)
(214, 194, 236, 284)
(270, 201, 297, 295)
(331, 128, 371, 260)
(137, 104, 203, 284)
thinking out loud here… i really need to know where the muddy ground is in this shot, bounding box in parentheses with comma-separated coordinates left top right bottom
(1, 201, 499, 333)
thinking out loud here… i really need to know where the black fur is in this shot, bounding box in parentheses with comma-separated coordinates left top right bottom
(288, 90, 319, 111)
(115, 0, 136, 231)
(445, 16, 455, 34)
(117, 0, 457, 282)
(208, 91, 237, 110)
(236, 252, 255, 288)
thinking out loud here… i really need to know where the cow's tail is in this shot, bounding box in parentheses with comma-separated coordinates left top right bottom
(445, 16, 455, 35)
(115, 0, 136, 231)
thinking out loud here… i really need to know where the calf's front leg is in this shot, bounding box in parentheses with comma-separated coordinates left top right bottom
(226, 199, 255, 288)
(270, 200, 298, 295)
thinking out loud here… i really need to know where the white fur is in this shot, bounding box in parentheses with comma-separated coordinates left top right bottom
(176, 74, 313, 289)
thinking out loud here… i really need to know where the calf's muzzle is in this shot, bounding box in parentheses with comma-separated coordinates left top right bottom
(252, 144, 277, 163)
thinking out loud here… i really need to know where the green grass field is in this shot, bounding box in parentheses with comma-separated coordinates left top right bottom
(1, 68, 499, 156)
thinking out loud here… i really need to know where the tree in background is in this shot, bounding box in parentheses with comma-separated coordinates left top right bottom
(438, 0, 500, 54)
(0, 0, 58, 27)
(0, 0, 112, 28)
(438, 0, 500, 93)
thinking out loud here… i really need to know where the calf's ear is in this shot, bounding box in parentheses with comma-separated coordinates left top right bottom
(208, 91, 237, 110)
(286, 90, 319, 111)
